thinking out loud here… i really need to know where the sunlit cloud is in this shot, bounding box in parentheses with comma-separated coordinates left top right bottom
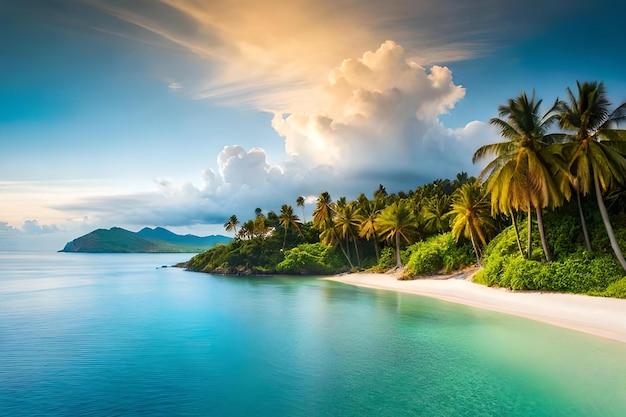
(93, 0, 508, 111)
(1, 0, 510, 246)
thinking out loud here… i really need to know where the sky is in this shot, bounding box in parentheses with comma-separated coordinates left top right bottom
(2, 0, 626, 250)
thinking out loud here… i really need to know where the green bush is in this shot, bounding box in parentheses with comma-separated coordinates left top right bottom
(376, 246, 397, 271)
(477, 215, 625, 295)
(276, 243, 344, 275)
(601, 277, 626, 298)
(401, 233, 473, 279)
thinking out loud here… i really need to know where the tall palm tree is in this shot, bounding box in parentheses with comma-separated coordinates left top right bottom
(296, 196, 306, 223)
(334, 202, 362, 266)
(320, 222, 354, 269)
(278, 204, 301, 251)
(375, 200, 417, 268)
(445, 181, 495, 263)
(312, 192, 333, 229)
(223, 215, 239, 236)
(422, 194, 451, 234)
(558, 81, 626, 270)
(358, 198, 382, 261)
(473, 91, 569, 261)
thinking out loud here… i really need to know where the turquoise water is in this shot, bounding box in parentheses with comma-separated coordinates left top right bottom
(1, 252, 625, 416)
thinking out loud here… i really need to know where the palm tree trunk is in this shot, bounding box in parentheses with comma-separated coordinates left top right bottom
(469, 228, 482, 265)
(535, 207, 551, 262)
(511, 213, 524, 257)
(395, 233, 402, 267)
(336, 240, 354, 269)
(282, 227, 288, 251)
(594, 171, 626, 271)
(575, 186, 592, 252)
(373, 232, 380, 261)
(352, 236, 361, 266)
(526, 209, 533, 259)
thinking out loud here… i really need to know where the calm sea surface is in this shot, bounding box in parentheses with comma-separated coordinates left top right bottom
(1, 251, 625, 416)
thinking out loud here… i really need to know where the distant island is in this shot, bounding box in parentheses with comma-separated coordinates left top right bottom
(60, 227, 232, 253)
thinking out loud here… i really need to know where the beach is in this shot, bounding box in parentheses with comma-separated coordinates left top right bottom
(326, 270, 626, 344)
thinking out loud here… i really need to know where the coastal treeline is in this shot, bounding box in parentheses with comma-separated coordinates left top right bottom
(187, 81, 626, 298)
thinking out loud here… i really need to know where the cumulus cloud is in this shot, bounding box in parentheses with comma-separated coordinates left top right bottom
(10, 1, 508, 232)
(22, 220, 59, 235)
(49, 41, 498, 231)
(272, 41, 495, 186)
(0, 221, 18, 232)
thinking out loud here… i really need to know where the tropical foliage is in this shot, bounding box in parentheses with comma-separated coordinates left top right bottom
(185, 80, 626, 298)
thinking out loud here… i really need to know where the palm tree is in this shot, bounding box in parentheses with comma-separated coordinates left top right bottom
(334, 202, 362, 266)
(223, 215, 239, 236)
(296, 196, 306, 223)
(374, 184, 388, 202)
(238, 219, 255, 240)
(278, 204, 301, 251)
(375, 200, 417, 268)
(422, 194, 451, 234)
(312, 192, 333, 229)
(320, 222, 354, 269)
(445, 181, 495, 263)
(558, 81, 626, 270)
(473, 91, 569, 261)
(313, 192, 357, 266)
(358, 198, 382, 261)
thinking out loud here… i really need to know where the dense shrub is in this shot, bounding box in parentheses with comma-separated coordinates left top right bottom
(401, 233, 473, 279)
(600, 277, 626, 298)
(276, 243, 345, 275)
(476, 210, 626, 295)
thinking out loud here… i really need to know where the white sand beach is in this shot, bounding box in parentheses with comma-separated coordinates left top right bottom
(326, 270, 626, 344)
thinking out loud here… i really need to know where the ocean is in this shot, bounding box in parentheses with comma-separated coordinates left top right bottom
(1, 251, 625, 416)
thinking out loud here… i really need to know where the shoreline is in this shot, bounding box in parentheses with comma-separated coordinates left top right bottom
(325, 270, 626, 344)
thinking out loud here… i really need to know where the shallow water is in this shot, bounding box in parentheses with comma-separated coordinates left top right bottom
(1, 252, 625, 416)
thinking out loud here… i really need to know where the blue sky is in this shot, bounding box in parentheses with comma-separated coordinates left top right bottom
(1, 0, 626, 250)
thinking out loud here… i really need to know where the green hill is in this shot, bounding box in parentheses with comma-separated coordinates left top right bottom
(60, 227, 231, 253)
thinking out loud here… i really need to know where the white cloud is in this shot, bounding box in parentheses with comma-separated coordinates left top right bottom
(168, 82, 182, 91)
(22, 220, 59, 235)
(39, 41, 498, 233)
(0, 221, 18, 232)
(271, 41, 494, 185)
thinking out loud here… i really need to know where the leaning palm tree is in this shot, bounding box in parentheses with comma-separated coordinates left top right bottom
(320, 221, 354, 268)
(312, 191, 333, 229)
(238, 219, 255, 240)
(334, 202, 362, 266)
(375, 200, 417, 268)
(558, 81, 626, 270)
(278, 204, 301, 251)
(445, 181, 495, 263)
(358, 198, 382, 261)
(473, 91, 569, 261)
(296, 196, 306, 223)
(223, 215, 239, 236)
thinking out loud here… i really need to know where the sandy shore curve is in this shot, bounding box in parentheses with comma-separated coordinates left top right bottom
(325, 270, 626, 344)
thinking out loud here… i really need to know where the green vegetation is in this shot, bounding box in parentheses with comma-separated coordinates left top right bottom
(186, 80, 626, 298)
(401, 233, 473, 279)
